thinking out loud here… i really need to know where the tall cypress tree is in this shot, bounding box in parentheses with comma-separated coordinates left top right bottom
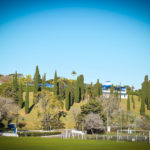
(54, 71, 59, 95)
(140, 83, 145, 115)
(79, 75, 84, 100)
(95, 79, 100, 97)
(25, 84, 29, 114)
(75, 76, 80, 103)
(127, 95, 130, 111)
(143, 75, 149, 106)
(33, 66, 40, 103)
(65, 83, 71, 110)
(133, 97, 135, 109)
(148, 80, 150, 110)
(110, 84, 114, 95)
(12, 71, 19, 103)
(42, 73, 46, 90)
(18, 83, 23, 108)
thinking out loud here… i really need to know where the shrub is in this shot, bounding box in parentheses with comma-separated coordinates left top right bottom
(17, 131, 61, 137)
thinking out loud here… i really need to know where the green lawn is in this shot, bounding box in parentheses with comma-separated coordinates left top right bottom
(0, 137, 150, 150)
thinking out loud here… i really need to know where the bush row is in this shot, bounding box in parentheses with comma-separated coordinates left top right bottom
(17, 131, 61, 137)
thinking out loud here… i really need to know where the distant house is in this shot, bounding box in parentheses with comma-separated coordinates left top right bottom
(39, 83, 54, 88)
(102, 81, 128, 99)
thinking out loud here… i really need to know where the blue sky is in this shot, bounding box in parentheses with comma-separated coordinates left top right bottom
(0, 0, 150, 89)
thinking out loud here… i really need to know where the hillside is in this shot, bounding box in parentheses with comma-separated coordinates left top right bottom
(17, 93, 150, 130)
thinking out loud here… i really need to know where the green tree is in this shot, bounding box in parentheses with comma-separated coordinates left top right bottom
(42, 73, 46, 90)
(25, 84, 29, 114)
(79, 75, 84, 100)
(33, 66, 40, 103)
(95, 79, 100, 97)
(65, 83, 71, 110)
(110, 84, 114, 95)
(75, 77, 80, 103)
(140, 82, 145, 115)
(18, 83, 23, 108)
(54, 71, 59, 95)
(148, 80, 150, 110)
(127, 95, 130, 111)
(12, 71, 19, 103)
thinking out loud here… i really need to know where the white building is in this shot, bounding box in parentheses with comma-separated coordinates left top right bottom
(102, 81, 128, 99)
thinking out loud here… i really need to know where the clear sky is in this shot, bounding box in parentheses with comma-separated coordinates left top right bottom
(0, 0, 150, 89)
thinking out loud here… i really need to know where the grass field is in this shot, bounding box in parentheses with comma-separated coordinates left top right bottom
(0, 137, 150, 150)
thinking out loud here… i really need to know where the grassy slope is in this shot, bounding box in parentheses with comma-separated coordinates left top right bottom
(121, 95, 150, 116)
(0, 137, 150, 150)
(19, 94, 150, 130)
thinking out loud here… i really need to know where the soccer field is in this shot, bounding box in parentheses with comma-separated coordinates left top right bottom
(0, 137, 150, 150)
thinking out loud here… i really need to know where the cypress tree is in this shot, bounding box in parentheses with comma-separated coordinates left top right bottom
(127, 95, 130, 111)
(133, 97, 135, 109)
(54, 71, 58, 95)
(110, 84, 114, 95)
(140, 83, 145, 115)
(143, 75, 149, 106)
(42, 73, 46, 90)
(33, 66, 40, 103)
(18, 83, 23, 108)
(100, 83, 102, 96)
(25, 84, 29, 114)
(148, 80, 150, 110)
(12, 71, 19, 103)
(65, 83, 71, 110)
(12, 71, 18, 92)
(95, 79, 100, 97)
(75, 77, 80, 103)
(79, 75, 84, 100)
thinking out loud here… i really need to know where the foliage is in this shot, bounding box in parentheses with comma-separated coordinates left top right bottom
(12, 71, 19, 103)
(33, 65, 41, 103)
(42, 73, 46, 90)
(18, 131, 61, 137)
(127, 95, 130, 111)
(25, 84, 29, 114)
(0, 97, 19, 123)
(18, 83, 23, 108)
(83, 113, 104, 134)
(54, 71, 59, 95)
(37, 91, 63, 130)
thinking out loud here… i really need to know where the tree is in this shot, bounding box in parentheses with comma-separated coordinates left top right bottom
(12, 71, 19, 103)
(127, 95, 130, 111)
(95, 79, 100, 97)
(59, 79, 65, 99)
(54, 71, 59, 95)
(110, 84, 114, 95)
(25, 84, 29, 114)
(133, 96, 135, 109)
(83, 113, 104, 134)
(148, 80, 150, 110)
(75, 77, 80, 103)
(18, 83, 23, 108)
(140, 83, 145, 115)
(33, 66, 40, 103)
(25, 75, 32, 84)
(81, 100, 103, 115)
(42, 73, 46, 90)
(65, 83, 71, 110)
(0, 97, 19, 127)
(38, 91, 63, 130)
(12, 71, 18, 92)
(79, 75, 84, 100)
(142, 75, 149, 109)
